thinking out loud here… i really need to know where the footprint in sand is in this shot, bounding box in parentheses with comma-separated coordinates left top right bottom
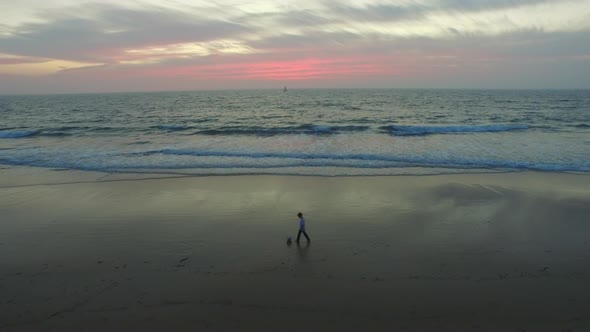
(176, 257, 189, 268)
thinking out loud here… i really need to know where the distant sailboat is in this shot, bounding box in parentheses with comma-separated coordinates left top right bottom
(283, 85, 287, 92)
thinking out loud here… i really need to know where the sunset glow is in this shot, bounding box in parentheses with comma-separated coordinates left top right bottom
(0, 53, 101, 75)
(1, 0, 589, 93)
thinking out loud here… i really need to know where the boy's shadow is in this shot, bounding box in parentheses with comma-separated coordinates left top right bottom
(296, 241, 310, 261)
(287, 238, 311, 262)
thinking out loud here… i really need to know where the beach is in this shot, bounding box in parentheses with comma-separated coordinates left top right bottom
(1, 167, 589, 331)
(2, 0, 590, 329)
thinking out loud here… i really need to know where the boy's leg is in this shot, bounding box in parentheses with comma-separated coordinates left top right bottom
(303, 231, 310, 241)
(296, 230, 302, 242)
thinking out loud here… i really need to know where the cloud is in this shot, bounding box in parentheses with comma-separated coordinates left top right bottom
(0, 53, 47, 65)
(3, 1, 589, 63)
(0, 4, 250, 63)
(436, 0, 556, 11)
(0, 55, 101, 76)
(318, 2, 427, 23)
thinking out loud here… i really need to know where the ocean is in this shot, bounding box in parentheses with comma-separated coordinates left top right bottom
(1, 89, 589, 176)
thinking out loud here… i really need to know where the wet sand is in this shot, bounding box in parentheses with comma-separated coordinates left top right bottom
(1, 168, 590, 331)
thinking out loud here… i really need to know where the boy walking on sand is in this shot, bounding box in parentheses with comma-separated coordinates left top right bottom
(296, 212, 311, 243)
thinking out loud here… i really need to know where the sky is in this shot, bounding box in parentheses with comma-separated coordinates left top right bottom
(1, 0, 590, 94)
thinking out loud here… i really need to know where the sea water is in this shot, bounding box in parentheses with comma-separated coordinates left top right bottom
(0, 89, 589, 176)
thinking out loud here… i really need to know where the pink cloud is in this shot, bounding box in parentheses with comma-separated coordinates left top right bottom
(130, 55, 412, 82)
(37, 48, 523, 92)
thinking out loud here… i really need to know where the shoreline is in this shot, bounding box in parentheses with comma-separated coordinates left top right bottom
(2, 164, 590, 187)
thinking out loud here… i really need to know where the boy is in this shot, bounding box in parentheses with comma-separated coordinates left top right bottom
(296, 212, 311, 243)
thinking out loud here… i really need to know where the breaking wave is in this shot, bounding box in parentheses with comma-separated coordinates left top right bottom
(195, 124, 370, 136)
(0, 130, 41, 138)
(385, 124, 529, 136)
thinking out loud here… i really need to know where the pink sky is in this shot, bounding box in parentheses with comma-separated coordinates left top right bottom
(1, 0, 590, 93)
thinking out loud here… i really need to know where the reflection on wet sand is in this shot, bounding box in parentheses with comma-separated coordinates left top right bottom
(1, 169, 589, 331)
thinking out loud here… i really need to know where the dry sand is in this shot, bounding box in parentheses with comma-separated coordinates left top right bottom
(1, 167, 589, 331)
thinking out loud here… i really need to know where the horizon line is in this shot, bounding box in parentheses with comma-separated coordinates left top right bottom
(2, 86, 590, 97)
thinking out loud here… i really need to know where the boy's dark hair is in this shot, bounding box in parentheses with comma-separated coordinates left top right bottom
(297, 212, 303, 217)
